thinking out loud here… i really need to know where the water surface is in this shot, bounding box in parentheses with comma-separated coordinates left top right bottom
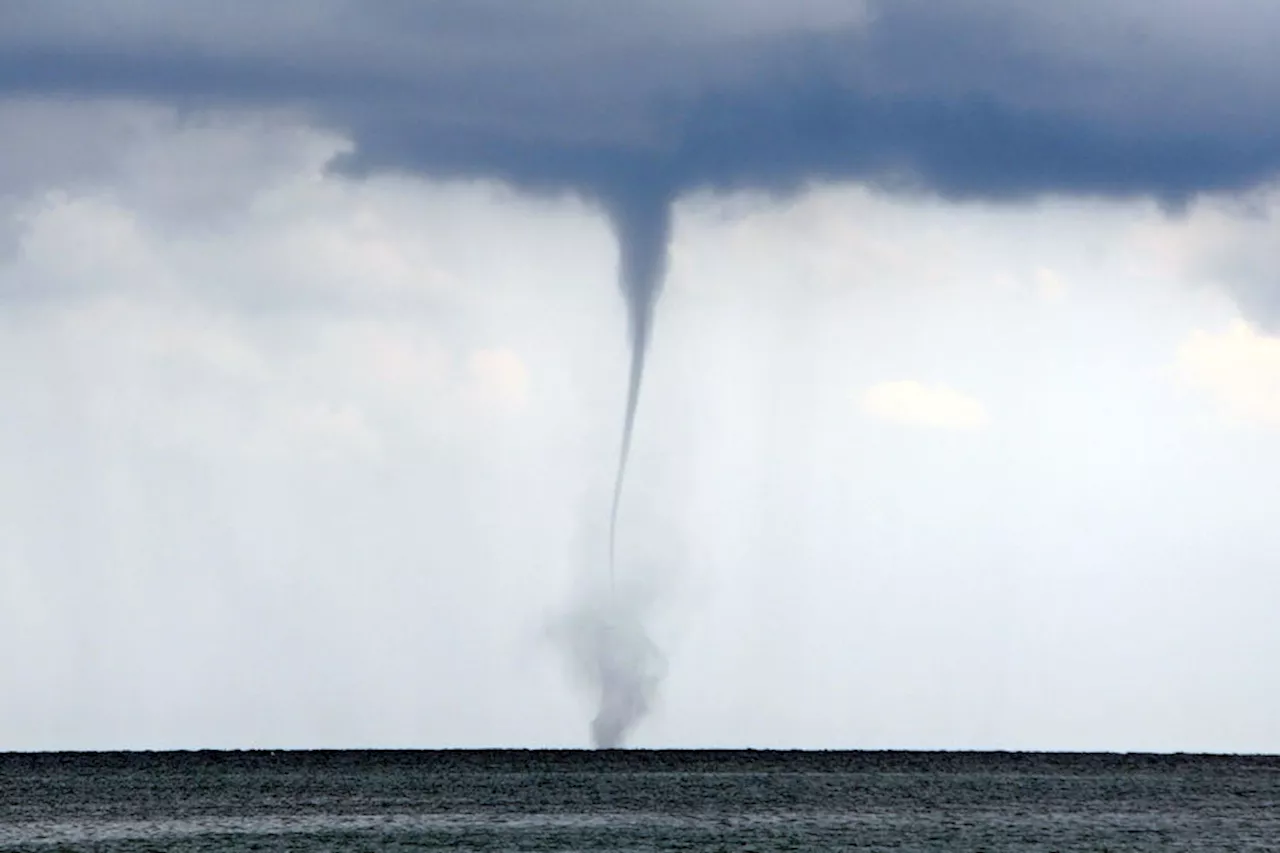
(2, 750, 1277, 851)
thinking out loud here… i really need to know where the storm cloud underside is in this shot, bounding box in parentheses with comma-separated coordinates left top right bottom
(5, 2, 1280, 314)
(5, 1, 1280, 313)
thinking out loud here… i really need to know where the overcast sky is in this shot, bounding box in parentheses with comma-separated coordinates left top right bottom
(3, 2, 1280, 752)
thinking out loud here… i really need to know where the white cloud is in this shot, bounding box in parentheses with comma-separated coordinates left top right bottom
(860, 380, 990, 430)
(6, 100, 1280, 752)
(466, 348, 532, 414)
(1033, 267, 1069, 304)
(1179, 319, 1280, 426)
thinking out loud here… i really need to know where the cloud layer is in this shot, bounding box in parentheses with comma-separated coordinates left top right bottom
(4, 0, 1280, 209)
(862, 381, 990, 430)
(6, 2, 1280, 328)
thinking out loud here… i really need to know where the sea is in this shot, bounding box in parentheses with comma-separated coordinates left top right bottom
(1, 750, 1277, 851)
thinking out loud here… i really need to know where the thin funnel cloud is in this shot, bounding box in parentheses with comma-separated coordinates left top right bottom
(605, 186, 672, 581)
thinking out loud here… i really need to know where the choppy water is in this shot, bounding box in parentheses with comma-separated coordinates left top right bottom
(1, 750, 1277, 851)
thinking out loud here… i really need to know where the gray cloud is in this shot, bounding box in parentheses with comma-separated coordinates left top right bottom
(2, 0, 1279, 203)
(6, 2, 1280, 318)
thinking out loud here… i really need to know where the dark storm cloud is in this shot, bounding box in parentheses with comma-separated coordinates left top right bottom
(4, 0, 1280, 206)
(7, 0, 1279, 319)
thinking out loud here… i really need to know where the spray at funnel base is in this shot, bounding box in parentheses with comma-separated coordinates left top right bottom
(555, 587, 667, 749)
